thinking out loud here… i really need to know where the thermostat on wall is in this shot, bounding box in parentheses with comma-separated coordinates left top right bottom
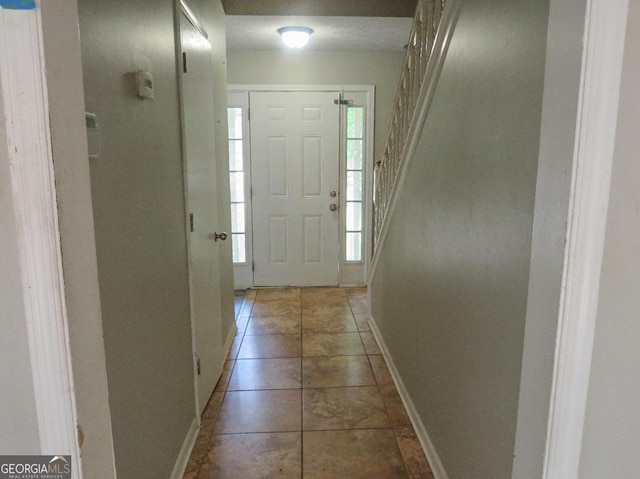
(136, 70, 155, 100)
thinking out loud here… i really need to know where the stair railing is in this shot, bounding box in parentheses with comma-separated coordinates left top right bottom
(373, 0, 448, 249)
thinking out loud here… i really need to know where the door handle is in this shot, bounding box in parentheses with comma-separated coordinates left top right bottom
(329, 190, 337, 197)
(210, 232, 228, 241)
(329, 204, 338, 211)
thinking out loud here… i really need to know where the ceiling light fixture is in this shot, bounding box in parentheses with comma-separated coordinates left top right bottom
(277, 26, 313, 49)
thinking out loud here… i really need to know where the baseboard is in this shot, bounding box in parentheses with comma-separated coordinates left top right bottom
(171, 318, 237, 479)
(223, 321, 238, 359)
(170, 416, 199, 479)
(369, 316, 449, 479)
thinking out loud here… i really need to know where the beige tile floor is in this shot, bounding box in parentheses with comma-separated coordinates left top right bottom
(183, 287, 434, 479)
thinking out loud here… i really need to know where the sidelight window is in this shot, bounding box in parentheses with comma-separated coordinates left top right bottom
(228, 107, 246, 264)
(345, 106, 364, 262)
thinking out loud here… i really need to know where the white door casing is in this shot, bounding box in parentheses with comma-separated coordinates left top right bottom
(0, 6, 81, 473)
(179, 11, 224, 416)
(251, 90, 341, 287)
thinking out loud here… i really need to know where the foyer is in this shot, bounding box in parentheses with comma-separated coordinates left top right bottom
(3, 1, 639, 478)
(183, 288, 433, 478)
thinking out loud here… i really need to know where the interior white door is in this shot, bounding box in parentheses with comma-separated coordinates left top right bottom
(251, 91, 341, 286)
(180, 13, 223, 416)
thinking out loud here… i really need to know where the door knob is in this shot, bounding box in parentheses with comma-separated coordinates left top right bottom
(329, 204, 338, 211)
(329, 190, 337, 197)
(211, 232, 228, 241)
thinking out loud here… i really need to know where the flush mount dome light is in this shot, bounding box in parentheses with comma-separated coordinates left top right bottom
(277, 26, 313, 49)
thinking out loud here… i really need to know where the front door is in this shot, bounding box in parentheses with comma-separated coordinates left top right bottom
(180, 11, 224, 416)
(250, 91, 340, 286)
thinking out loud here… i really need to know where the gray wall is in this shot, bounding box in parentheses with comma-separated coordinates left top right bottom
(0, 98, 40, 454)
(369, 0, 549, 477)
(78, 0, 196, 476)
(226, 49, 405, 163)
(580, 1, 640, 476)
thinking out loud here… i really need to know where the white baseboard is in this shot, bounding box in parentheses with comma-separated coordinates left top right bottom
(224, 321, 238, 359)
(172, 322, 237, 479)
(369, 316, 449, 479)
(170, 417, 199, 479)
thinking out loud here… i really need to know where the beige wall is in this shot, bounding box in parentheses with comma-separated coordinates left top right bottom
(580, 1, 640, 476)
(226, 49, 405, 163)
(369, 0, 549, 477)
(78, 0, 203, 476)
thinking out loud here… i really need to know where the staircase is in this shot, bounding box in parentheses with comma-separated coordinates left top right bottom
(373, 0, 460, 252)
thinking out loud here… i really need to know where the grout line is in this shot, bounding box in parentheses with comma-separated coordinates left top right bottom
(303, 427, 398, 434)
(299, 293, 304, 479)
(213, 431, 301, 437)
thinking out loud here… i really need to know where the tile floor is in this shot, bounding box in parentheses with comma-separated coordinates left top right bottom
(183, 287, 434, 479)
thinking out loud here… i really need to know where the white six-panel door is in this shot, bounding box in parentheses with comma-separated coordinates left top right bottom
(251, 91, 341, 286)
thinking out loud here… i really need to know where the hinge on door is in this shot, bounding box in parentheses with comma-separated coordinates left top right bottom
(190, 213, 194, 232)
(196, 357, 201, 375)
(247, 107, 250, 121)
(182, 52, 187, 73)
(252, 261, 255, 271)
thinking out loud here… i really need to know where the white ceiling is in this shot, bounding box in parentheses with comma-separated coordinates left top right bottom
(226, 15, 413, 51)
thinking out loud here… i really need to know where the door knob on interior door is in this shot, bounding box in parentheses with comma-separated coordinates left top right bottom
(329, 190, 337, 197)
(210, 232, 228, 241)
(329, 204, 338, 211)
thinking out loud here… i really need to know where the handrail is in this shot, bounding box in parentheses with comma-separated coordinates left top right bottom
(373, 0, 447, 248)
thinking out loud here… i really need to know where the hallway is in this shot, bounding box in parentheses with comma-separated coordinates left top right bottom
(183, 287, 433, 478)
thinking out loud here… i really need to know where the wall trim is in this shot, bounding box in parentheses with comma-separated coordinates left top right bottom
(369, 316, 449, 479)
(180, 0, 208, 39)
(169, 417, 199, 479)
(543, 0, 630, 477)
(229, 84, 370, 93)
(0, 5, 80, 474)
(368, 0, 463, 282)
(223, 322, 238, 360)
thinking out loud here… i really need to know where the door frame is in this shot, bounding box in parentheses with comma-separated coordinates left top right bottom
(228, 84, 375, 288)
(540, 0, 630, 477)
(0, 4, 82, 475)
